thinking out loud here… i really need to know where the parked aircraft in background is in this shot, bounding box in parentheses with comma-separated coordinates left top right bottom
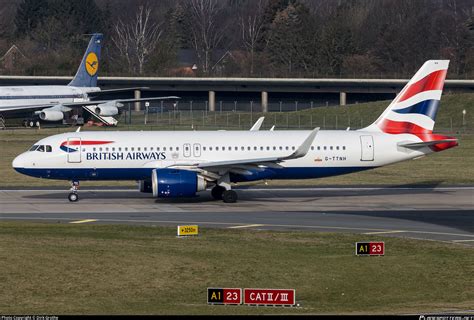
(12, 60, 458, 203)
(0, 33, 178, 127)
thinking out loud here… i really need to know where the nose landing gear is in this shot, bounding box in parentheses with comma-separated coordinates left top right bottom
(68, 181, 80, 202)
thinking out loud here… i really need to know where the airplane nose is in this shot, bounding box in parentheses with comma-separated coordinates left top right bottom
(12, 153, 26, 169)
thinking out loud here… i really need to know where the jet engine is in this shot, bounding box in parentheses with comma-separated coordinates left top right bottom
(151, 168, 207, 198)
(94, 105, 119, 116)
(39, 110, 64, 121)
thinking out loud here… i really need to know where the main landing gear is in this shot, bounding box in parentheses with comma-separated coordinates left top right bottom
(211, 175, 238, 203)
(68, 181, 79, 202)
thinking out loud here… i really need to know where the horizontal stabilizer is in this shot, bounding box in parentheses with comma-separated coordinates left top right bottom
(399, 139, 457, 148)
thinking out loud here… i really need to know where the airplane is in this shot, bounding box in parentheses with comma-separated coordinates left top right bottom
(0, 33, 178, 127)
(12, 60, 458, 203)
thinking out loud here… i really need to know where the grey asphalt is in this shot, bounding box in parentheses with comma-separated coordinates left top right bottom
(0, 186, 473, 246)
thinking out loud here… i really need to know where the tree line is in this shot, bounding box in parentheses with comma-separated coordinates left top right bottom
(0, 0, 472, 79)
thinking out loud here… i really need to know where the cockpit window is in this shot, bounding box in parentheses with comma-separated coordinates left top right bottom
(29, 145, 39, 151)
(46, 145, 52, 152)
(37, 145, 45, 152)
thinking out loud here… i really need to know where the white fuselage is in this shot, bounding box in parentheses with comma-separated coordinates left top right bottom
(12, 130, 429, 182)
(0, 86, 99, 111)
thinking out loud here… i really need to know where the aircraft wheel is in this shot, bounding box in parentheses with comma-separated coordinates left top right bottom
(29, 121, 35, 128)
(211, 186, 225, 200)
(68, 193, 79, 202)
(222, 190, 238, 203)
(35, 121, 40, 127)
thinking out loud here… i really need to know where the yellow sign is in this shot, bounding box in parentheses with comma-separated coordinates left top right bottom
(85, 52, 99, 76)
(177, 225, 199, 236)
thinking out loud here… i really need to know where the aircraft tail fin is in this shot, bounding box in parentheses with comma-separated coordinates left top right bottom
(364, 60, 449, 135)
(68, 33, 103, 88)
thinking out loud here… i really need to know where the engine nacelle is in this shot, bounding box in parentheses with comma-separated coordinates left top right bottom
(39, 110, 64, 121)
(95, 105, 119, 116)
(138, 180, 153, 193)
(151, 168, 207, 198)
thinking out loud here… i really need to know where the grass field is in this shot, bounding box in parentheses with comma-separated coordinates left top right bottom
(1, 93, 473, 187)
(0, 222, 472, 315)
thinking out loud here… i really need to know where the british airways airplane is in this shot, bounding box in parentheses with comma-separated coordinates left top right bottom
(12, 60, 458, 203)
(0, 33, 177, 126)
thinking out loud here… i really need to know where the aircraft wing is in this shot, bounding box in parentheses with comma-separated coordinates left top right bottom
(87, 87, 150, 96)
(0, 96, 180, 112)
(61, 96, 180, 107)
(169, 128, 319, 178)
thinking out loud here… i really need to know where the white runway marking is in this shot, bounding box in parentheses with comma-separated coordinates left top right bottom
(69, 219, 97, 224)
(228, 224, 265, 229)
(363, 230, 407, 235)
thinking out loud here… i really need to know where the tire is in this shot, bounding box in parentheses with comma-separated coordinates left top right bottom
(68, 193, 79, 202)
(211, 186, 225, 200)
(222, 190, 238, 203)
(29, 121, 35, 128)
(35, 121, 40, 127)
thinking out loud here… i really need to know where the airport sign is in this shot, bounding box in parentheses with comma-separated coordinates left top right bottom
(207, 288, 242, 305)
(243, 288, 296, 306)
(177, 225, 199, 237)
(355, 241, 385, 256)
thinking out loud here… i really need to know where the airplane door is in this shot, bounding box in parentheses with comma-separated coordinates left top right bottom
(67, 137, 82, 163)
(193, 143, 201, 157)
(183, 143, 191, 157)
(360, 135, 374, 161)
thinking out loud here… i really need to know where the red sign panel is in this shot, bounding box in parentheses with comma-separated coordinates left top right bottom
(243, 288, 295, 306)
(369, 242, 385, 255)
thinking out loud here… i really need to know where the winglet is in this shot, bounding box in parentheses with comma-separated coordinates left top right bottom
(269, 125, 275, 131)
(281, 127, 319, 160)
(250, 117, 265, 131)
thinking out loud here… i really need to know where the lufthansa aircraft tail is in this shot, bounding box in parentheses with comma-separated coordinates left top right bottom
(68, 33, 103, 88)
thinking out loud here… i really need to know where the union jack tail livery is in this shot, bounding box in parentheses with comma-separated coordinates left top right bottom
(364, 60, 457, 151)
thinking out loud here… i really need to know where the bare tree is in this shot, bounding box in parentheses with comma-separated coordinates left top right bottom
(239, 1, 265, 75)
(112, 5, 162, 75)
(188, 0, 227, 75)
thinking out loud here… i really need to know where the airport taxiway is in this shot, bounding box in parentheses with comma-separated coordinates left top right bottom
(0, 186, 473, 245)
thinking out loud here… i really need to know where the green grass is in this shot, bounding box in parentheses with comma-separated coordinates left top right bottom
(1, 93, 473, 187)
(0, 222, 472, 315)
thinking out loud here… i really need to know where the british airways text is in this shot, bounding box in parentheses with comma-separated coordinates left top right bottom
(86, 151, 166, 161)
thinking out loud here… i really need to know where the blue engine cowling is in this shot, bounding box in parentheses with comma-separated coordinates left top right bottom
(151, 168, 207, 198)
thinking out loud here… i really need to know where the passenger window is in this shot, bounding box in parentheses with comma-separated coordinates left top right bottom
(163, 147, 166, 151)
(323, 146, 327, 150)
(235, 146, 238, 151)
(273, 146, 276, 150)
(99, 147, 103, 151)
(137, 147, 140, 151)
(228, 146, 232, 151)
(170, 147, 173, 151)
(144, 147, 147, 151)
(210, 147, 213, 151)
(46, 145, 52, 152)
(119, 147, 122, 151)
(311, 146, 314, 150)
(125, 147, 128, 151)
(176, 147, 179, 151)
(254, 146, 257, 151)
(150, 147, 153, 151)
(317, 146, 320, 150)
(156, 147, 160, 151)
(336, 146, 339, 150)
(285, 146, 289, 150)
(216, 147, 219, 151)
(245, 146, 249, 151)
(260, 147, 263, 151)
(203, 146, 207, 151)
(343, 146, 346, 150)
(330, 146, 333, 150)
(266, 146, 270, 150)
(292, 146, 295, 150)
(279, 146, 283, 150)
